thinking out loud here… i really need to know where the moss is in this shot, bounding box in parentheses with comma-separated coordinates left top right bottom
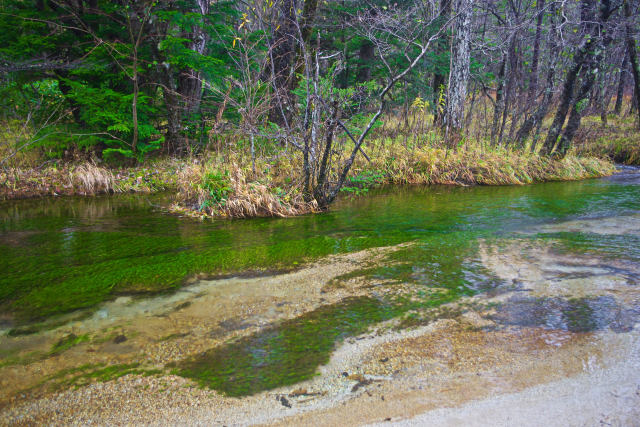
(49, 333, 90, 355)
(1, 163, 635, 327)
(173, 297, 401, 397)
(38, 363, 163, 392)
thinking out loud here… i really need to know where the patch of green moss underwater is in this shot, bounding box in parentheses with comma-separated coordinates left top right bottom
(173, 236, 492, 397)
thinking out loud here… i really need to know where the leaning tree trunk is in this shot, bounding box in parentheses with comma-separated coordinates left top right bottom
(554, 0, 614, 156)
(624, 0, 640, 128)
(541, 0, 600, 156)
(445, 0, 472, 141)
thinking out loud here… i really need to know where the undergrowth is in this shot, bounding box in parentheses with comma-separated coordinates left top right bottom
(1, 114, 619, 217)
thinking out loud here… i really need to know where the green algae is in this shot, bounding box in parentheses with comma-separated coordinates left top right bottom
(173, 297, 400, 397)
(49, 333, 90, 355)
(173, 262, 475, 397)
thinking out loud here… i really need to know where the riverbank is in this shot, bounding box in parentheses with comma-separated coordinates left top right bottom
(1, 144, 615, 220)
(575, 115, 640, 165)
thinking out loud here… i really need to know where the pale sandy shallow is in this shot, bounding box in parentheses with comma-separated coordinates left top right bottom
(373, 347, 640, 427)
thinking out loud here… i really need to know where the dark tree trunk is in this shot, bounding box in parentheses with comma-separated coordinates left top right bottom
(624, 0, 640, 128)
(491, 54, 507, 145)
(431, 0, 452, 124)
(178, 0, 209, 117)
(499, 36, 518, 145)
(527, 0, 545, 105)
(541, 0, 606, 156)
(151, 0, 209, 153)
(356, 40, 374, 82)
(556, 68, 598, 156)
(553, 0, 615, 156)
(291, 0, 319, 91)
(615, 53, 629, 114)
(268, 0, 298, 126)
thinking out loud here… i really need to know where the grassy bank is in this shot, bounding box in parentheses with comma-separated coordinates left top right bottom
(170, 142, 614, 219)
(0, 159, 184, 200)
(1, 142, 614, 219)
(574, 115, 640, 165)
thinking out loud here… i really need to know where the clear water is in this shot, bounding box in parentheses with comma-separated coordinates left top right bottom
(1, 167, 639, 396)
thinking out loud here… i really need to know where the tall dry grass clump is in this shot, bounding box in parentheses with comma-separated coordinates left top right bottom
(70, 164, 114, 195)
(172, 154, 318, 219)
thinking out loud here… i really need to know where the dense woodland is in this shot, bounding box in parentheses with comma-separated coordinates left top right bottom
(1, 0, 639, 208)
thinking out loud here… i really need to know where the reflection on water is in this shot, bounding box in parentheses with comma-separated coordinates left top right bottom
(2, 169, 639, 324)
(490, 295, 638, 333)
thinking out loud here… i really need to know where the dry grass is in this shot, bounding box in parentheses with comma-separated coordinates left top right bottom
(574, 115, 640, 165)
(1, 113, 617, 217)
(0, 159, 183, 200)
(353, 143, 614, 186)
(70, 164, 114, 195)
(170, 154, 318, 218)
(168, 136, 614, 220)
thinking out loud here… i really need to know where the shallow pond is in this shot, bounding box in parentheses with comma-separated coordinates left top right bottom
(1, 166, 640, 405)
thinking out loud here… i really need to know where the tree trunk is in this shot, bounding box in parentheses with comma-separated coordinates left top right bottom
(268, 0, 298, 126)
(552, 0, 614, 156)
(624, 0, 640, 128)
(491, 54, 507, 145)
(445, 0, 472, 139)
(177, 0, 209, 117)
(431, 0, 451, 124)
(291, 0, 319, 93)
(541, 0, 600, 155)
(614, 53, 628, 114)
(527, 0, 545, 105)
(356, 40, 374, 82)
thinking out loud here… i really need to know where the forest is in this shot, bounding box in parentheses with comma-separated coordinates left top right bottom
(1, 0, 639, 216)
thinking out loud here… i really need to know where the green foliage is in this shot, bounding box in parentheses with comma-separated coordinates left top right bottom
(199, 170, 232, 209)
(62, 80, 163, 161)
(341, 170, 385, 195)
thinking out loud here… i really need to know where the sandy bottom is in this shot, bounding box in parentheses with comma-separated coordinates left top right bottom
(377, 356, 640, 426)
(2, 216, 640, 426)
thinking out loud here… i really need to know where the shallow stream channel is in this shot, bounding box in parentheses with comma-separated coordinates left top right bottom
(1, 167, 640, 425)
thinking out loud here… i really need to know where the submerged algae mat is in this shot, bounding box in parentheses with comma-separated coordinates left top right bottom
(2, 167, 640, 400)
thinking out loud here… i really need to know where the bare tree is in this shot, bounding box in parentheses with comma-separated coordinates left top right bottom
(445, 0, 473, 140)
(624, 0, 640, 127)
